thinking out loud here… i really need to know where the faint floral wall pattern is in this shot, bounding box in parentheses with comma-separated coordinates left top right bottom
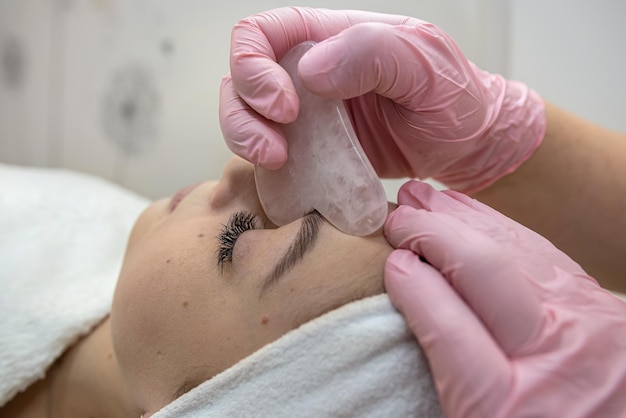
(102, 64, 160, 156)
(1, 35, 26, 91)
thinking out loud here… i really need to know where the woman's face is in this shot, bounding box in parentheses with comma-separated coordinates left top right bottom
(110, 157, 394, 415)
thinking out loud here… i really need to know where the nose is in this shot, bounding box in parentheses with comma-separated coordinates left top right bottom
(222, 156, 255, 182)
(210, 156, 266, 215)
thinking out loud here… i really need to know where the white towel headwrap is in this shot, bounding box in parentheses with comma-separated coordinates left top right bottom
(154, 294, 443, 418)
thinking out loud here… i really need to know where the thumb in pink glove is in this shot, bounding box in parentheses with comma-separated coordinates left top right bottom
(384, 180, 626, 417)
(220, 7, 546, 192)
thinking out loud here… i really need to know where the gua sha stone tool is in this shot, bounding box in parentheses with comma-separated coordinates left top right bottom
(255, 41, 388, 236)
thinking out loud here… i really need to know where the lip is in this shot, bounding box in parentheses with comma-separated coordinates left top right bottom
(168, 182, 202, 213)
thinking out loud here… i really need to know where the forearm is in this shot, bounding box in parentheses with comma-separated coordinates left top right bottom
(473, 101, 626, 292)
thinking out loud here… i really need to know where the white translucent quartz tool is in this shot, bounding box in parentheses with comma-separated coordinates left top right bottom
(255, 41, 388, 236)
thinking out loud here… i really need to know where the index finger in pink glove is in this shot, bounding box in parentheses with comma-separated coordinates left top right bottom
(397, 180, 511, 221)
(385, 205, 544, 356)
(396, 180, 590, 276)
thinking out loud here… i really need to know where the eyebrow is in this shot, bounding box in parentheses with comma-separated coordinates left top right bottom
(259, 210, 323, 294)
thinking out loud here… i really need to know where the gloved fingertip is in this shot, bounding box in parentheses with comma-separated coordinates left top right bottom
(297, 42, 341, 96)
(264, 92, 300, 124)
(384, 205, 407, 226)
(397, 180, 437, 209)
(258, 149, 288, 170)
(397, 178, 432, 194)
(383, 206, 422, 246)
(384, 250, 430, 294)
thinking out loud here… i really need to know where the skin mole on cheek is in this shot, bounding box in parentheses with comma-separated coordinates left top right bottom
(261, 316, 269, 325)
(166, 258, 172, 264)
(198, 233, 205, 238)
(182, 301, 189, 308)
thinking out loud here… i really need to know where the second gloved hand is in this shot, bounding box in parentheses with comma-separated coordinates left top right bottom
(220, 7, 546, 192)
(383, 180, 626, 417)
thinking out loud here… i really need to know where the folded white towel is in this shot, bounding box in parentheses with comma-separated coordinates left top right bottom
(0, 164, 149, 406)
(154, 294, 443, 418)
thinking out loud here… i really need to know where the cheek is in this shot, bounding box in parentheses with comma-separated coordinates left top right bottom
(126, 199, 169, 249)
(111, 226, 214, 401)
(110, 227, 269, 411)
(111, 245, 184, 407)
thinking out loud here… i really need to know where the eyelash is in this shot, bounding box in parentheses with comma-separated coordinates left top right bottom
(217, 211, 259, 269)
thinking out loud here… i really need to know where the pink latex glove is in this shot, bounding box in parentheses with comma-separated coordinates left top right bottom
(383, 180, 626, 417)
(219, 7, 547, 193)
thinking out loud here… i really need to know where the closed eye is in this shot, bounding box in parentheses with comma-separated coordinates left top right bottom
(216, 211, 258, 271)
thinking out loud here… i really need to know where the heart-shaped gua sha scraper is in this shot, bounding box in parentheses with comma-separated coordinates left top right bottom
(255, 41, 388, 236)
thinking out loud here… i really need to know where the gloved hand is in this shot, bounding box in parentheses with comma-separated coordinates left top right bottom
(383, 180, 626, 417)
(220, 7, 546, 192)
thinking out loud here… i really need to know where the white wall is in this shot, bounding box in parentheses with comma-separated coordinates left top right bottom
(509, 0, 626, 132)
(0, 0, 623, 200)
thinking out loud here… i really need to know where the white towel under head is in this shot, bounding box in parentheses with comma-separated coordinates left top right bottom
(155, 294, 443, 418)
(0, 164, 149, 406)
